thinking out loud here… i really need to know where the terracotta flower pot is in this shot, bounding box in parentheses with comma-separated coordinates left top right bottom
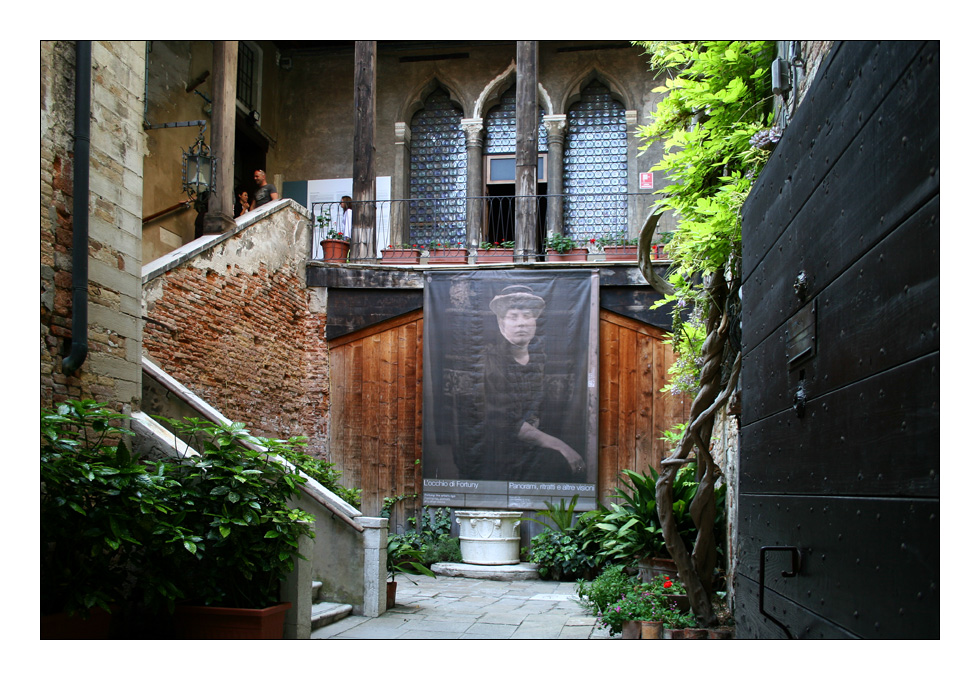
(173, 602, 292, 640)
(321, 238, 350, 263)
(603, 245, 638, 261)
(381, 248, 421, 264)
(476, 249, 513, 263)
(427, 248, 467, 264)
(40, 607, 114, 640)
(386, 581, 398, 609)
(638, 556, 679, 583)
(547, 247, 588, 262)
(622, 620, 663, 639)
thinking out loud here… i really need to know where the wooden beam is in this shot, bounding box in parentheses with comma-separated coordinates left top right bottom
(203, 41, 238, 234)
(352, 41, 377, 262)
(514, 41, 538, 260)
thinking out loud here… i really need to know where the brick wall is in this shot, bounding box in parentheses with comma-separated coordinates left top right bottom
(41, 41, 146, 412)
(142, 203, 331, 457)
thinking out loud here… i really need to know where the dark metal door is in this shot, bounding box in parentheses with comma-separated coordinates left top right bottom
(736, 41, 939, 638)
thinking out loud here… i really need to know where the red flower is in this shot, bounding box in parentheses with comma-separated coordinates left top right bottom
(664, 580, 673, 588)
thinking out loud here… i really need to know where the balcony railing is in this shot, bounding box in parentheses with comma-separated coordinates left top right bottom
(310, 193, 658, 262)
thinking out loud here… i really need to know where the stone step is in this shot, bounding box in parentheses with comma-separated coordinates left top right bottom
(312, 580, 323, 602)
(312, 602, 353, 630)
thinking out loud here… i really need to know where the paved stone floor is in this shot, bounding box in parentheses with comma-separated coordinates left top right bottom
(312, 572, 615, 640)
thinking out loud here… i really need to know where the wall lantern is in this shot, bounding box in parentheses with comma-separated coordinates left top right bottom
(182, 127, 216, 199)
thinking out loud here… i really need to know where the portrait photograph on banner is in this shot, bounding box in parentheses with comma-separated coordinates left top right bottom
(422, 270, 598, 510)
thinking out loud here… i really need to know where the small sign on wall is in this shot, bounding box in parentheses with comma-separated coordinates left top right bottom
(639, 172, 654, 189)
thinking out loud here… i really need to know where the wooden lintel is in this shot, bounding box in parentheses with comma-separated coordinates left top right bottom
(306, 263, 425, 289)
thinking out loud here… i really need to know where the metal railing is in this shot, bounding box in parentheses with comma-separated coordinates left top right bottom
(310, 192, 657, 262)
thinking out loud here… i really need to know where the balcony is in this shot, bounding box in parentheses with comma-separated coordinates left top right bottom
(308, 193, 666, 264)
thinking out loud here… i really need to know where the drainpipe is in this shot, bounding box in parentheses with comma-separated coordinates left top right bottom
(63, 40, 91, 375)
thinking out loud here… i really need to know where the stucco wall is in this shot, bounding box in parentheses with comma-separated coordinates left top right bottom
(142, 40, 209, 260)
(142, 40, 285, 263)
(41, 40, 146, 412)
(271, 42, 670, 207)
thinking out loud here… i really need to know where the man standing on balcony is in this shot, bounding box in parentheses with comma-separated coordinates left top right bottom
(249, 169, 278, 211)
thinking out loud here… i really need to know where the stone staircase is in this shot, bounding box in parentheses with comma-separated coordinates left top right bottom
(311, 580, 353, 631)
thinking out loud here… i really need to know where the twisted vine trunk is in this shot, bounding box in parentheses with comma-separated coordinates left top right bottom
(638, 215, 740, 627)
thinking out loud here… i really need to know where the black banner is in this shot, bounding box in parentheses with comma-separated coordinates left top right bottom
(422, 270, 598, 510)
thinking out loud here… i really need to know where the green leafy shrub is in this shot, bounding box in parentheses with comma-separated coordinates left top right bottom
(594, 464, 727, 566)
(157, 418, 317, 609)
(595, 467, 667, 562)
(386, 533, 435, 582)
(274, 437, 361, 508)
(546, 233, 578, 253)
(576, 564, 633, 617)
(523, 496, 604, 580)
(405, 506, 460, 566)
(578, 565, 695, 635)
(525, 530, 601, 581)
(383, 504, 461, 568)
(40, 400, 184, 617)
(42, 404, 323, 617)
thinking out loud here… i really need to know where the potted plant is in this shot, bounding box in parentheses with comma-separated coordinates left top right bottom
(594, 463, 727, 586)
(523, 496, 603, 581)
(653, 230, 675, 259)
(596, 467, 672, 574)
(160, 418, 316, 639)
(578, 565, 695, 638)
(381, 243, 422, 264)
(477, 240, 515, 263)
(426, 240, 467, 264)
(546, 233, 587, 261)
(40, 401, 183, 638)
(600, 233, 640, 261)
(320, 228, 350, 263)
(385, 533, 435, 608)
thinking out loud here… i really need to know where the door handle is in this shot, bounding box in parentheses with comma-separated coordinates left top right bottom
(759, 545, 803, 638)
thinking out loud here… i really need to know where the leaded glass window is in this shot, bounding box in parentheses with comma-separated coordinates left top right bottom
(484, 84, 547, 155)
(409, 88, 466, 245)
(562, 80, 628, 240)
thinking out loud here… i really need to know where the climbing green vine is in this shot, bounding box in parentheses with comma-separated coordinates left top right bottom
(633, 40, 777, 627)
(636, 40, 775, 396)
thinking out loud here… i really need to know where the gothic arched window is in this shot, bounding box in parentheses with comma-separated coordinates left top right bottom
(408, 88, 467, 246)
(562, 80, 628, 241)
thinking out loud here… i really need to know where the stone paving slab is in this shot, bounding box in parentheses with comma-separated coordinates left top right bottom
(312, 570, 603, 640)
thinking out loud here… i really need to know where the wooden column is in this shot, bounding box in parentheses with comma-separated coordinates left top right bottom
(203, 40, 238, 234)
(352, 41, 377, 262)
(514, 41, 538, 261)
